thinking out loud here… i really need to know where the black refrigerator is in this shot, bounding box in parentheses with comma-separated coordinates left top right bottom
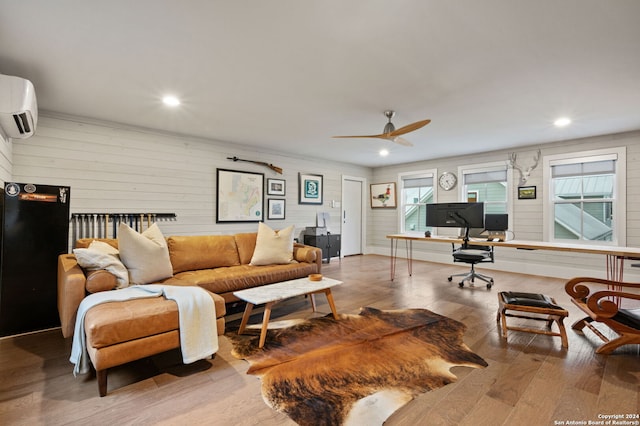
(0, 182, 70, 336)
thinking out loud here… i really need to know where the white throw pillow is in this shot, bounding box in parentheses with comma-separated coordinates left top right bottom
(117, 223, 173, 285)
(73, 241, 129, 288)
(89, 240, 119, 256)
(250, 223, 295, 266)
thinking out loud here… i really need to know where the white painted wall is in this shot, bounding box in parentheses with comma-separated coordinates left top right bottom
(0, 133, 12, 183)
(9, 114, 640, 280)
(11, 115, 371, 244)
(367, 130, 640, 280)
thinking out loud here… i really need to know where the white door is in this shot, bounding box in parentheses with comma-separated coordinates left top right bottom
(342, 176, 364, 256)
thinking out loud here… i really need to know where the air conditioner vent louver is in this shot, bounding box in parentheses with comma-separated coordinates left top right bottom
(13, 113, 32, 135)
(0, 74, 38, 139)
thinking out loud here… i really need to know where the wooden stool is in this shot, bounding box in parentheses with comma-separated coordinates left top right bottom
(497, 291, 569, 348)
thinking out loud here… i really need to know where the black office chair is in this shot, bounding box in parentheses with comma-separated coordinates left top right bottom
(448, 232, 495, 289)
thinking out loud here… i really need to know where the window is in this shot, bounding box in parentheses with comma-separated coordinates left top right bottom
(459, 164, 509, 215)
(399, 171, 435, 233)
(543, 147, 626, 245)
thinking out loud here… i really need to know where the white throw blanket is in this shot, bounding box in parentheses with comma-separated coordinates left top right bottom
(70, 285, 218, 376)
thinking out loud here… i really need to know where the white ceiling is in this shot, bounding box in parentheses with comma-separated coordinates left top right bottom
(2, 1, 640, 167)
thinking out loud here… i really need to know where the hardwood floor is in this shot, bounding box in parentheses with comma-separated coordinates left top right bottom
(1, 255, 638, 425)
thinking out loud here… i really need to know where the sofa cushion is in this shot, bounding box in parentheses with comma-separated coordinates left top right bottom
(294, 245, 318, 264)
(234, 232, 258, 265)
(84, 291, 226, 348)
(73, 241, 129, 288)
(250, 223, 295, 266)
(167, 235, 241, 274)
(164, 262, 318, 295)
(85, 270, 118, 293)
(118, 223, 173, 285)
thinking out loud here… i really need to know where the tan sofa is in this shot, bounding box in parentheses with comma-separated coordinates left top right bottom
(57, 232, 321, 396)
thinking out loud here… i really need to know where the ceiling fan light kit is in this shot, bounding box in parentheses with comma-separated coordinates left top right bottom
(332, 110, 430, 147)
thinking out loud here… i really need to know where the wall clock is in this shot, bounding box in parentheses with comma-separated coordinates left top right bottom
(438, 171, 457, 191)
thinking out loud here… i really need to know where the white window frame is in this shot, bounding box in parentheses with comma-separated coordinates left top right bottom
(398, 169, 437, 234)
(542, 147, 626, 246)
(457, 161, 513, 228)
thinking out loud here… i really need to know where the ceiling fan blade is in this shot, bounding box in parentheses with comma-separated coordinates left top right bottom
(387, 119, 431, 137)
(389, 136, 413, 147)
(332, 134, 387, 139)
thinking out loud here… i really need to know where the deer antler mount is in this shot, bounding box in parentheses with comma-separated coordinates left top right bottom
(509, 149, 541, 186)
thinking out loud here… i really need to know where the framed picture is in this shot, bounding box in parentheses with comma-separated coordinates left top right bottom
(216, 168, 264, 223)
(518, 185, 536, 200)
(370, 182, 397, 208)
(267, 178, 286, 196)
(298, 173, 323, 205)
(267, 198, 286, 220)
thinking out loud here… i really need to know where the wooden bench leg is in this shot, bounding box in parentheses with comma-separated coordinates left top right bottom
(496, 308, 508, 339)
(97, 369, 108, 397)
(556, 317, 569, 348)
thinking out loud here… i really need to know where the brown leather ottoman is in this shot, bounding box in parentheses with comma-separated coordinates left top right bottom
(497, 291, 569, 348)
(84, 291, 226, 396)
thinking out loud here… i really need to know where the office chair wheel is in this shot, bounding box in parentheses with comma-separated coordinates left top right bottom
(486, 279, 494, 289)
(448, 276, 453, 282)
(459, 282, 464, 288)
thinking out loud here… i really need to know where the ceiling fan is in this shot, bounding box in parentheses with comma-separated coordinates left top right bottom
(332, 110, 431, 146)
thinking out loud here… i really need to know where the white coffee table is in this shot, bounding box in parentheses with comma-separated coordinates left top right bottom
(233, 276, 342, 348)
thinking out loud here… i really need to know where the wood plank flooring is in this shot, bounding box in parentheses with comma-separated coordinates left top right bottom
(1, 255, 638, 425)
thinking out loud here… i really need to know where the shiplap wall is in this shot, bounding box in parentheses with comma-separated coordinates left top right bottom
(368, 130, 640, 280)
(9, 114, 640, 280)
(0, 133, 11, 182)
(11, 115, 370, 244)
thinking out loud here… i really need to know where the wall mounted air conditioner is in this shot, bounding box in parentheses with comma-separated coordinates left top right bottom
(0, 74, 38, 139)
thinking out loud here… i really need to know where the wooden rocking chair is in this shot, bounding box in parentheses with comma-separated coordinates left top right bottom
(565, 276, 640, 354)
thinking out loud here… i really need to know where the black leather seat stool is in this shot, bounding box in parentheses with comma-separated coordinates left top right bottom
(497, 291, 569, 348)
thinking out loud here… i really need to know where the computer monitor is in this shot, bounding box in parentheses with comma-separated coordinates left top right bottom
(484, 214, 508, 231)
(425, 202, 485, 229)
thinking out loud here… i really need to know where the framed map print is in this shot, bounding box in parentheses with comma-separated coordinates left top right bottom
(298, 173, 323, 205)
(216, 168, 264, 222)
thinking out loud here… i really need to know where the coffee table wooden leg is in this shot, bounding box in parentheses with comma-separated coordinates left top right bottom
(324, 289, 339, 319)
(310, 294, 317, 312)
(259, 302, 275, 348)
(237, 302, 254, 335)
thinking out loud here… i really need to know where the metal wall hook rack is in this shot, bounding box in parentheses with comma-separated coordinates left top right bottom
(70, 212, 177, 241)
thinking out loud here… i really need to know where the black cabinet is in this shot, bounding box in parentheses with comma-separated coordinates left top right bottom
(304, 234, 341, 263)
(0, 183, 70, 337)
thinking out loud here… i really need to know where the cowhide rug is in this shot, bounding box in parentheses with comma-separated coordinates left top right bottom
(227, 307, 487, 425)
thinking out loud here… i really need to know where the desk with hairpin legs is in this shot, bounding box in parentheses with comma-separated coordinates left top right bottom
(387, 234, 640, 285)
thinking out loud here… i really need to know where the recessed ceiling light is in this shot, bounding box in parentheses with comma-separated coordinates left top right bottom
(554, 117, 571, 127)
(379, 149, 389, 157)
(162, 95, 180, 107)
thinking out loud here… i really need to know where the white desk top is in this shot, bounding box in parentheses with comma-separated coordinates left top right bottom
(233, 276, 342, 305)
(386, 234, 640, 258)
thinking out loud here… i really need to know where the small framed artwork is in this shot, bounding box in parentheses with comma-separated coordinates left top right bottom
(267, 198, 286, 220)
(518, 186, 537, 200)
(267, 178, 286, 196)
(299, 173, 323, 205)
(370, 182, 397, 208)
